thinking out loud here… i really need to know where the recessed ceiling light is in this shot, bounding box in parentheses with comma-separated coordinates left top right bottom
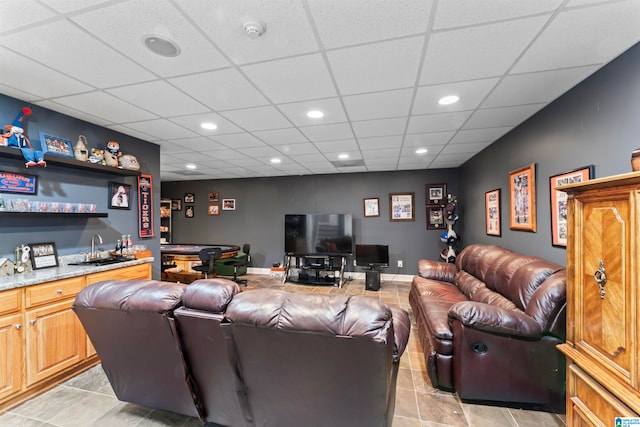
(438, 95, 460, 105)
(186, 163, 197, 170)
(143, 36, 181, 57)
(338, 153, 349, 160)
(307, 110, 324, 119)
(416, 148, 428, 154)
(271, 157, 282, 164)
(201, 122, 218, 130)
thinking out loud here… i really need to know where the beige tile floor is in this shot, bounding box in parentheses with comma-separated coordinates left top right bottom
(0, 274, 566, 427)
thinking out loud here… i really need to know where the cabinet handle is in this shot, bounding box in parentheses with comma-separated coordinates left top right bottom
(593, 260, 607, 299)
(30, 320, 36, 325)
(56, 289, 63, 294)
(15, 324, 21, 330)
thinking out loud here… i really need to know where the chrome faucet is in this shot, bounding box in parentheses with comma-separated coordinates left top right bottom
(90, 234, 103, 260)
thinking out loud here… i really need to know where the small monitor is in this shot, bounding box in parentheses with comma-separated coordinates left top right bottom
(355, 244, 389, 268)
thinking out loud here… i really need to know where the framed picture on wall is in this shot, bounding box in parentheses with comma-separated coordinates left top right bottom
(549, 165, 594, 247)
(426, 206, 445, 230)
(171, 199, 182, 211)
(222, 199, 236, 210)
(484, 188, 501, 236)
(425, 183, 447, 206)
(389, 192, 415, 222)
(184, 193, 195, 203)
(208, 204, 220, 216)
(363, 197, 380, 217)
(108, 182, 131, 209)
(38, 132, 74, 158)
(208, 192, 219, 202)
(509, 163, 536, 232)
(185, 205, 194, 218)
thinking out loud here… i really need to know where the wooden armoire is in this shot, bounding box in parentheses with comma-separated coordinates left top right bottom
(557, 171, 640, 425)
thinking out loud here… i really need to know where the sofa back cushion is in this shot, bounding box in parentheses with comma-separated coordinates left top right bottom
(456, 244, 512, 283)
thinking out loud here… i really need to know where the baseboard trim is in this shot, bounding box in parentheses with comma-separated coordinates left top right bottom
(247, 267, 413, 283)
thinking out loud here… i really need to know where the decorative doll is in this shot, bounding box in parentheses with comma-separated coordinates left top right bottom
(74, 135, 89, 161)
(1, 107, 46, 167)
(119, 154, 140, 171)
(104, 141, 122, 167)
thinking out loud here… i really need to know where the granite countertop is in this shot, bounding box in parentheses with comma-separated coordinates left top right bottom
(0, 256, 154, 291)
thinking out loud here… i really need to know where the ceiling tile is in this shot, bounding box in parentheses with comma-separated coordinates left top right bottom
(449, 127, 512, 144)
(50, 91, 158, 124)
(242, 54, 337, 103)
(314, 139, 359, 153)
(482, 66, 599, 108)
(274, 142, 321, 156)
(253, 128, 309, 145)
(403, 132, 455, 147)
(170, 137, 226, 152)
(513, 0, 640, 73)
(35, 100, 113, 127)
(308, 0, 431, 49)
(70, 1, 230, 78)
(122, 119, 199, 140)
(0, 0, 57, 32)
(0, 20, 154, 87)
(420, 18, 548, 85)
(464, 104, 546, 129)
(173, 0, 319, 64)
(168, 113, 244, 136)
(433, 0, 562, 30)
(352, 117, 407, 138)
(169, 68, 270, 111)
(212, 133, 266, 148)
(343, 89, 413, 121)
(441, 141, 493, 154)
(219, 105, 293, 131)
(361, 147, 401, 159)
(299, 122, 354, 141)
(413, 78, 499, 115)
(38, 0, 115, 14)
(277, 97, 348, 126)
(406, 111, 472, 134)
(358, 135, 404, 150)
(106, 81, 209, 117)
(328, 37, 424, 95)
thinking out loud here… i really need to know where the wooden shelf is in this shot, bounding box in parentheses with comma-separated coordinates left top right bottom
(0, 146, 141, 176)
(0, 211, 108, 218)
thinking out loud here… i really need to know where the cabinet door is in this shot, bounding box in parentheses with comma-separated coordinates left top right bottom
(0, 313, 23, 401)
(575, 195, 635, 387)
(25, 299, 85, 386)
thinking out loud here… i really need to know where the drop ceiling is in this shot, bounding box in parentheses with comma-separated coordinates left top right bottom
(1, 0, 639, 181)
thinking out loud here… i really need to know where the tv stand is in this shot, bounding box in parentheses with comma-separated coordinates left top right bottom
(283, 254, 346, 288)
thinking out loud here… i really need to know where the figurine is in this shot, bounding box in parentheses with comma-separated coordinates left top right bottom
(119, 154, 140, 170)
(89, 148, 104, 164)
(74, 135, 89, 161)
(1, 107, 46, 168)
(104, 141, 122, 167)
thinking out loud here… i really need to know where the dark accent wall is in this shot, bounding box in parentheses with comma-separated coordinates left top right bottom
(459, 42, 640, 265)
(162, 168, 459, 274)
(0, 94, 162, 277)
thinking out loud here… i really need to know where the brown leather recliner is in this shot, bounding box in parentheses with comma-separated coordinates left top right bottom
(72, 279, 203, 419)
(409, 244, 566, 406)
(221, 289, 411, 427)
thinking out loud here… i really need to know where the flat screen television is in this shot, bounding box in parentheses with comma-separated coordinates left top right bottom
(285, 213, 353, 255)
(355, 244, 389, 268)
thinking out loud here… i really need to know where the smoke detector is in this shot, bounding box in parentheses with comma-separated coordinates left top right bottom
(243, 21, 265, 38)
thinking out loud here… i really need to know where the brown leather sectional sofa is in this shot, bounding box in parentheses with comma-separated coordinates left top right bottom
(409, 244, 566, 407)
(73, 278, 410, 427)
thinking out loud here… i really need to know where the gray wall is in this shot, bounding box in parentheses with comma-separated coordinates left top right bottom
(162, 168, 459, 274)
(459, 42, 640, 265)
(0, 94, 163, 278)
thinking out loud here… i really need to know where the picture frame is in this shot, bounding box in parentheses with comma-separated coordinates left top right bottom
(184, 193, 195, 203)
(38, 132, 74, 158)
(185, 205, 194, 218)
(222, 199, 236, 210)
(389, 192, 415, 222)
(208, 192, 219, 202)
(426, 206, 445, 230)
(0, 171, 38, 194)
(171, 199, 182, 211)
(549, 165, 594, 247)
(108, 182, 131, 209)
(425, 183, 447, 206)
(363, 197, 380, 217)
(28, 242, 59, 270)
(509, 163, 536, 232)
(208, 204, 220, 216)
(485, 188, 501, 236)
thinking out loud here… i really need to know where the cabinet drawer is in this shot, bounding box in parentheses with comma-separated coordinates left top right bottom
(86, 263, 151, 285)
(25, 277, 84, 308)
(0, 288, 22, 316)
(568, 364, 636, 426)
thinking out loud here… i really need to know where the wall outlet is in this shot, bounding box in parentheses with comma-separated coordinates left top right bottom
(397, 260, 403, 268)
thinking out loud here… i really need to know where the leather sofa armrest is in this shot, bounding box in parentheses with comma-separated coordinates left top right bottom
(418, 259, 457, 282)
(448, 301, 543, 339)
(390, 307, 410, 361)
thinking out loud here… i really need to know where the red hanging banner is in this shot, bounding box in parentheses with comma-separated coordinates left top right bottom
(138, 174, 154, 238)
